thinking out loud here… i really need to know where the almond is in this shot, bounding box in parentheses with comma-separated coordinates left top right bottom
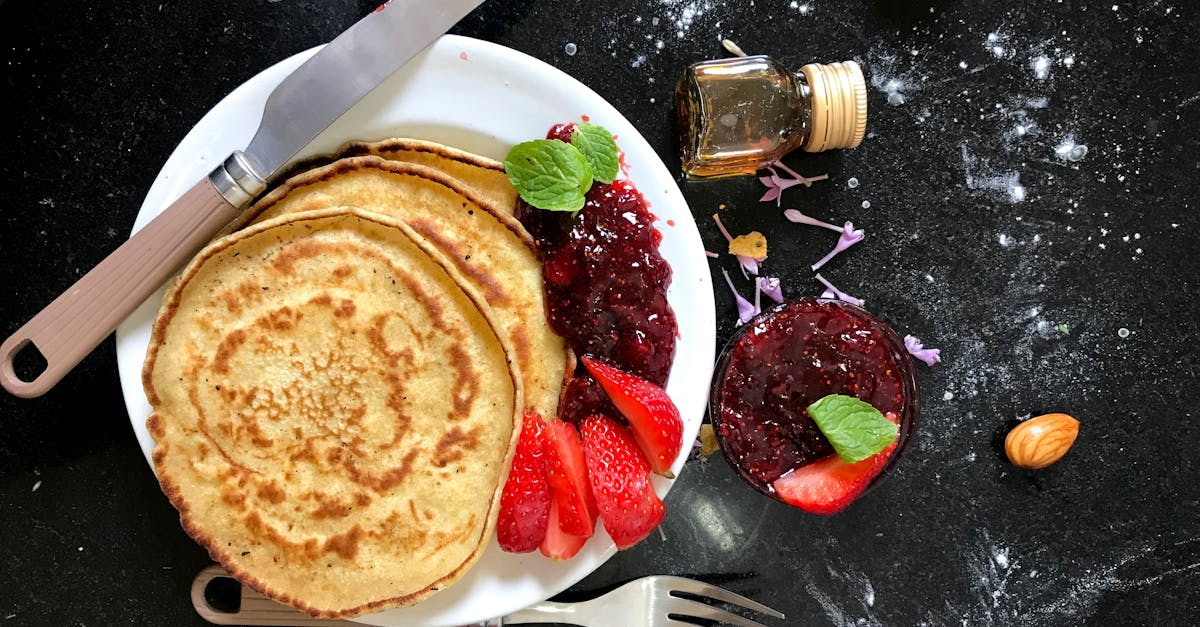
(1004, 413, 1080, 469)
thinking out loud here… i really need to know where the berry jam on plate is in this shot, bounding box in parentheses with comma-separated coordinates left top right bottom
(709, 298, 919, 501)
(517, 124, 678, 424)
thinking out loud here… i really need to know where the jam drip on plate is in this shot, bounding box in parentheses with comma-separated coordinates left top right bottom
(517, 124, 678, 424)
(714, 299, 906, 490)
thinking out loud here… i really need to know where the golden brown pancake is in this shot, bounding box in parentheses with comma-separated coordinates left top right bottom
(276, 138, 518, 214)
(240, 155, 569, 423)
(340, 138, 518, 213)
(144, 207, 521, 618)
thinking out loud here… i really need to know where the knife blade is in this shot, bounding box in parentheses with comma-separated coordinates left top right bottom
(0, 0, 485, 398)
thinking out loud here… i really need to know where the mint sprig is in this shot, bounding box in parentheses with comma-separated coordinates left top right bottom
(570, 123, 619, 184)
(504, 123, 620, 212)
(806, 394, 898, 463)
(504, 139, 593, 212)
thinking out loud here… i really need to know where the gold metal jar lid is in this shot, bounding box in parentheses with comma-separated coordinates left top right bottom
(800, 60, 867, 152)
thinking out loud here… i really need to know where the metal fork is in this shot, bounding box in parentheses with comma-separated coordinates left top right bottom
(498, 575, 784, 627)
(193, 565, 784, 626)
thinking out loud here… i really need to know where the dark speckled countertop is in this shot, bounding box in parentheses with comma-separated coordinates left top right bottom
(2, 1, 1198, 625)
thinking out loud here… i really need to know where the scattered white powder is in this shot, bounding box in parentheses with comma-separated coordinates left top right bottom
(998, 233, 1015, 247)
(659, 0, 715, 38)
(943, 391, 955, 401)
(961, 144, 1025, 203)
(631, 54, 647, 68)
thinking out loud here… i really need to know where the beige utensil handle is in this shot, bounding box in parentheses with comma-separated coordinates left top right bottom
(0, 178, 239, 398)
(191, 565, 361, 626)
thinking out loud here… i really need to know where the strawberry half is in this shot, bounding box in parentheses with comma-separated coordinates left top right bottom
(497, 411, 551, 553)
(539, 499, 588, 561)
(543, 419, 598, 538)
(581, 356, 683, 476)
(580, 414, 665, 549)
(772, 413, 900, 515)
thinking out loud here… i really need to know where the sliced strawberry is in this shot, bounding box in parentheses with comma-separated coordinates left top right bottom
(497, 411, 551, 553)
(539, 498, 588, 560)
(580, 414, 665, 549)
(581, 356, 683, 476)
(543, 419, 598, 537)
(772, 413, 900, 515)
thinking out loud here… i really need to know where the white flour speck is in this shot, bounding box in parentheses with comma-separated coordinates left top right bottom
(1032, 55, 1052, 80)
(1055, 137, 1089, 162)
(943, 391, 955, 401)
(998, 233, 1015, 247)
(32, 480, 42, 492)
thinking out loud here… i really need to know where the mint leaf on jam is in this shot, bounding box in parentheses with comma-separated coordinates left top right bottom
(807, 394, 898, 463)
(504, 139, 593, 212)
(570, 123, 620, 184)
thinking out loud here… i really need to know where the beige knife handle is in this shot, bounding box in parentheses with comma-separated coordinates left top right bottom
(0, 178, 239, 398)
(191, 565, 359, 626)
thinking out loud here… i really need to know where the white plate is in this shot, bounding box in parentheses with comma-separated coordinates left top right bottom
(115, 35, 715, 627)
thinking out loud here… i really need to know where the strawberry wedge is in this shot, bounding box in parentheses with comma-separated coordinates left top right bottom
(539, 499, 589, 561)
(580, 414, 665, 549)
(581, 356, 683, 476)
(773, 413, 900, 515)
(543, 419, 598, 538)
(497, 411, 551, 553)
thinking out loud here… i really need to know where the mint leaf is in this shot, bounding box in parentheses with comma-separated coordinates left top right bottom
(504, 139, 593, 212)
(570, 123, 620, 184)
(807, 394, 898, 463)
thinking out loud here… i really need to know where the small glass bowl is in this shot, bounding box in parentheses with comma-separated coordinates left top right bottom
(708, 298, 920, 504)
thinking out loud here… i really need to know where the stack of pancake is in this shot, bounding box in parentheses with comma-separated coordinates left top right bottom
(143, 140, 570, 618)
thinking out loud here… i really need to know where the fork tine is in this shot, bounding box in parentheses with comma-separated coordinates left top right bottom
(662, 596, 771, 627)
(656, 576, 785, 619)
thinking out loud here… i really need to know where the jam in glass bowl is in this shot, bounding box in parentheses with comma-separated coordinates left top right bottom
(708, 297, 920, 504)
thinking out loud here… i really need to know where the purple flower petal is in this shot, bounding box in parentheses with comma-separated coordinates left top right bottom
(814, 273, 863, 307)
(759, 276, 784, 303)
(722, 269, 757, 325)
(783, 209, 844, 232)
(904, 335, 942, 366)
(758, 163, 829, 205)
(811, 221, 866, 271)
(712, 213, 734, 242)
(737, 254, 760, 277)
